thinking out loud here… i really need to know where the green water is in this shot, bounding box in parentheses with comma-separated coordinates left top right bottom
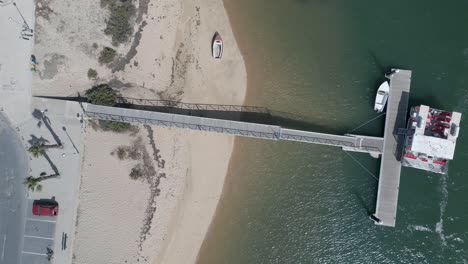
(198, 1, 468, 263)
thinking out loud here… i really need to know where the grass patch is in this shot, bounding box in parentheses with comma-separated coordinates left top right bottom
(102, 0, 136, 45)
(87, 68, 98, 79)
(98, 47, 117, 64)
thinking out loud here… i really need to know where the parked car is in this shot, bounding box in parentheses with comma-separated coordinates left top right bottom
(32, 200, 59, 216)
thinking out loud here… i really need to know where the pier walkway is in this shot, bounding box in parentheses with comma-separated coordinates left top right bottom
(373, 69, 412, 227)
(80, 69, 412, 228)
(84, 104, 384, 154)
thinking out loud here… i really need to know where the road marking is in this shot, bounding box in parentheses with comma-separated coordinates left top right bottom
(25, 218, 56, 223)
(21, 251, 47, 256)
(1, 234, 6, 261)
(24, 235, 54, 240)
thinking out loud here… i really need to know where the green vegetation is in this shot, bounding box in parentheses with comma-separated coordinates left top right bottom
(85, 84, 117, 106)
(23, 176, 42, 192)
(99, 120, 132, 133)
(86, 83, 136, 132)
(28, 144, 46, 158)
(98, 47, 117, 64)
(87, 68, 98, 79)
(102, 0, 136, 45)
(129, 164, 144, 180)
(28, 143, 62, 158)
(24, 173, 60, 192)
(115, 146, 127, 160)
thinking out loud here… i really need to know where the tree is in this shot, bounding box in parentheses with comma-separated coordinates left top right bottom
(85, 84, 118, 106)
(23, 173, 60, 192)
(28, 144, 46, 158)
(28, 143, 62, 158)
(87, 68, 98, 79)
(23, 176, 42, 192)
(98, 47, 117, 64)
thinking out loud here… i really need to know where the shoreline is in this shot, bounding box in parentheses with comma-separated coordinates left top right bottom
(28, 0, 247, 262)
(152, 0, 248, 263)
(195, 0, 254, 262)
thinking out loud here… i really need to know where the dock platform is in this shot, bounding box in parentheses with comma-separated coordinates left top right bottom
(373, 69, 412, 227)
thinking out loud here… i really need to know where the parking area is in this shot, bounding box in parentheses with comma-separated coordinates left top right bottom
(21, 200, 56, 264)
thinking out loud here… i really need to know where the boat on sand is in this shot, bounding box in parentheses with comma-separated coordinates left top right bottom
(212, 32, 223, 59)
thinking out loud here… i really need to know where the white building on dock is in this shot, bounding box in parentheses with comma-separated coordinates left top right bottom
(402, 104, 461, 174)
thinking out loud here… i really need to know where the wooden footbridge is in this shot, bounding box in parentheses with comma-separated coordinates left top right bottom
(72, 69, 412, 227)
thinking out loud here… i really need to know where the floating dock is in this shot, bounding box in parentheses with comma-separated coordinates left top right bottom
(373, 69, 412, 227)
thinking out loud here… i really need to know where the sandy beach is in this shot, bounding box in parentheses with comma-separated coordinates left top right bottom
(31, 0, 246, 263)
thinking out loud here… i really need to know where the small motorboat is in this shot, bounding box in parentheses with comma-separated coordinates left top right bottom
(374, 81, 390, 112)
(212, 32, 223, 59)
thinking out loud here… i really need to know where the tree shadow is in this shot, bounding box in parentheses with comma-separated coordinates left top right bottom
(32, 109, 62, 146)
(28, 135, 59, 175)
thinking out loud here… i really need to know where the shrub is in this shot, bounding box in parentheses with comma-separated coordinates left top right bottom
(85, 84, 117, 106)
(129, 164, 144, 180)
(115, 146, 127, 160)
(99, 120, 132, 133)
(98, 47, 117, 64)
(87, 68, 98, 79)
(104, 1, 136, 45)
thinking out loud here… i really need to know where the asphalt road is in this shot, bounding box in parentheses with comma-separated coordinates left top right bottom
(0, 113, 28, 264)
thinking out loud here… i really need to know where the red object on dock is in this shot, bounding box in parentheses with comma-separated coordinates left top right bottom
(404, 153, 417, 159)
(433, 160, 447, 165)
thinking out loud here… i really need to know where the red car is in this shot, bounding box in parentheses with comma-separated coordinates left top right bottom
(32, 201, 59, 216)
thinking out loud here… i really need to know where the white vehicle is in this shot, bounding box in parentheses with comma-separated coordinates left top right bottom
(374, 81, 390, 112)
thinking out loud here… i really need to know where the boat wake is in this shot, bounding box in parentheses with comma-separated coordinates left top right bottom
(436, 174, 449, 246)
(408, 225, 433, 233)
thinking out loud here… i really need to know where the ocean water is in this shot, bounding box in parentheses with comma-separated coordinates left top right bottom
(197, 1, 468, 263)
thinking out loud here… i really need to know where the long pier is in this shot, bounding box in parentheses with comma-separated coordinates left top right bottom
(79, 69, 412, 227)
(373, 69, 411, 227)
(84, 104, 383, 154)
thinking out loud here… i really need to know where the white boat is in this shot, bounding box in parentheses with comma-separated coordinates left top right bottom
(374, 81, 390, 112)
(212, 32, 223, 59)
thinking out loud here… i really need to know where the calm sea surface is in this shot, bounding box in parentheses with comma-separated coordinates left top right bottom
(198, 1, 468, 263)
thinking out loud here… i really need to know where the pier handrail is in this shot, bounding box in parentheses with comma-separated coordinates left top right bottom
(115, 97, 271, 114)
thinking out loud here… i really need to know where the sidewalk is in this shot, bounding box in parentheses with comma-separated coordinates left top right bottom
(0, 1, 34, 125)
(1, 2, 84, 263)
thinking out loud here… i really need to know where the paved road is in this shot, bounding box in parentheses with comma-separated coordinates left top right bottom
(0, 113, 28, 264)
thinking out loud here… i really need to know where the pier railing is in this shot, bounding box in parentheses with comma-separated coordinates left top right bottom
(85, 105, 382, 153)
(115, 97, 271, 114)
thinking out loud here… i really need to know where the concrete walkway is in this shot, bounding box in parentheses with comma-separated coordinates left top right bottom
(1, 2, 84, 263)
